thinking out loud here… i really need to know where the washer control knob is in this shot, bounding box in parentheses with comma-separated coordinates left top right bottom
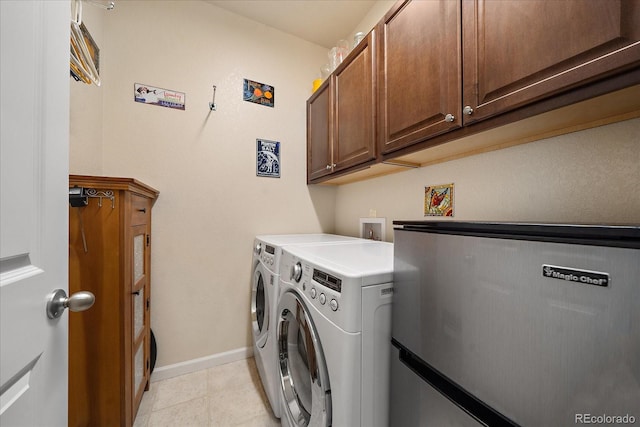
(330, 299, 338, 311)
(291, 262, 303, 282)
(254, 243, 262, 256)
(310, 288, 317, 299)
(319, 293, 326, 305)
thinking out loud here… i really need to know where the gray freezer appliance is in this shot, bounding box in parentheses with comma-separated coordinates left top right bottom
(390, 222, 640, 427)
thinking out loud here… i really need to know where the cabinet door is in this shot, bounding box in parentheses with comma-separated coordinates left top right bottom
(333, 31, 377, 170)
(131, 223, 149, 419)
(307, 81, 333, 182)
(378, 0, 461, 155)
(69, 190, 122, 427)
(462, 0, 640, 124)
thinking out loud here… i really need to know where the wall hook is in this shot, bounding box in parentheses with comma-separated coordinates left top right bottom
(85, 0, 115, 10)
(85, 189, 115, 208)
(209, 85, 217, 111)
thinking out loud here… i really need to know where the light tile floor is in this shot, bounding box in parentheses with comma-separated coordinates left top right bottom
(134, 358, 280, 427)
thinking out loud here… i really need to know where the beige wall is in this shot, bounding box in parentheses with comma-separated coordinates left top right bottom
(70, 1, 337, 367)
(70, 4, 104, 175)
(334, 118, 640, 239)
(348, 0, 395, 40)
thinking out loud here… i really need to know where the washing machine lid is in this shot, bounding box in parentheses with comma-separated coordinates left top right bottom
(256, 233, 359, 246)
(285, 241, 393, 285)
(251, 264, 269, 348)
(277, 289, 331, 427)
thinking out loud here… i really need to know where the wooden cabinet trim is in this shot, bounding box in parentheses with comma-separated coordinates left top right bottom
(69, 175, 160, 201)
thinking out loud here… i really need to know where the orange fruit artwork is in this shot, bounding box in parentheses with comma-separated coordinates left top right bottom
(253, 88, 263, 97)
(264, 91, 272, 99)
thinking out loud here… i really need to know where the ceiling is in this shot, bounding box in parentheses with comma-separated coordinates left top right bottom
(204, 0, 378, 49)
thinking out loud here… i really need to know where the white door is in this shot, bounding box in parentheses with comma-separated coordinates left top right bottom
(1, 1, 70, 426)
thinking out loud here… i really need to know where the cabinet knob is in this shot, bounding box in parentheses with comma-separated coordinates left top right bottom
(445, 113, 455, 122)
(46, 289, 95, 319)
(326, 165, 332, 170)
(463, 105, 474, 115)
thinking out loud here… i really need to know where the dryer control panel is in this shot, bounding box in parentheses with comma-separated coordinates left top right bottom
(280, 252, 357, 332)
(260, 244, 276, 266)
(312, 269, 342, 293)
(301, 263, 344, 323)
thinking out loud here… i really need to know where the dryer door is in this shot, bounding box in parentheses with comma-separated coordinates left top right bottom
(277, 289, 331, 427)
(251, 263, 270, 348)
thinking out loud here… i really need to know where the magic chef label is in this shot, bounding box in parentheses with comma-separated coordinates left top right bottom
(542, 264, 610, 287)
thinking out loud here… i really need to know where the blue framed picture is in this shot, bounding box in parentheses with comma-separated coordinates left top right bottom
(256, 139, 280, 178)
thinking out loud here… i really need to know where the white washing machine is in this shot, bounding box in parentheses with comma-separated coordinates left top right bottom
(276, 241, 394, 427)
(250, 234, 360, 419)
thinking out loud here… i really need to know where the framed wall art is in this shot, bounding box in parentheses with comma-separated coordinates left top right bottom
(244, 79, 274, 108)
(134, 83, 185, 110)
(424, 183, 454, 216)
(256, 139, 280, 178)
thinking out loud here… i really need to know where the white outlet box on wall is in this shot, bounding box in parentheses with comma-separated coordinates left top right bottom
(359, 217, 386, 241)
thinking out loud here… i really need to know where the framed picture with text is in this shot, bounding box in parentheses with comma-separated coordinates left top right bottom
(256, 139, 280, 178)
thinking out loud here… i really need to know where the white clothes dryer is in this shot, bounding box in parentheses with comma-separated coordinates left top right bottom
(276, 241, 394, 427)
(250, 234, 360, 418)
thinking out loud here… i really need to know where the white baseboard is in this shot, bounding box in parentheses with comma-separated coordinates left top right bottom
(150, 346, 253, 382)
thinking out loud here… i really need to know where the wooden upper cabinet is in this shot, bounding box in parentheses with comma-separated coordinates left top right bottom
(307, 31, 376, 183)
(307, 80, 333, 182)
(377, 0, 461, 155)
(334, 30, 377, 170)
(462, 0, 640, 124)
(307, 0, 640, 184)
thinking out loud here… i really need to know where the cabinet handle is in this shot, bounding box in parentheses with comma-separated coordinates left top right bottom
(137, 208, 147, 213)
(445, 113, 455, 122)
(132, 290, 141, 295)
(325, 165, 332, 170)
(463, 105, 474, 115)
(332, 163, 337, 168)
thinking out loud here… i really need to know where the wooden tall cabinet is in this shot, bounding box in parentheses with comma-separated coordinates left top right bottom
(68, 175, 159, 427)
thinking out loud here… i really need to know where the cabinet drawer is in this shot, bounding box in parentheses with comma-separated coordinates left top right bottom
(130, 195, 150, 226)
